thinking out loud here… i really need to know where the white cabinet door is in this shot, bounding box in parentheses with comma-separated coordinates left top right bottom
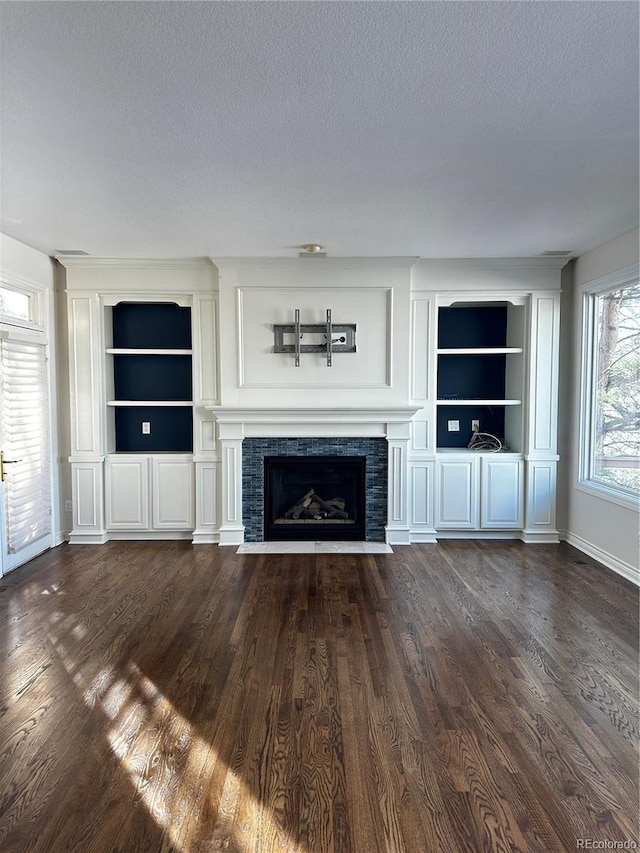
(481, 458, 524, 529)
(105, 457, 149, 529)
(152, 458, 194, 530)
(436, 458, 479, 528)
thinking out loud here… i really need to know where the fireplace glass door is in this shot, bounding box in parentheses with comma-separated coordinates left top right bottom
(263, 456, 366, 541)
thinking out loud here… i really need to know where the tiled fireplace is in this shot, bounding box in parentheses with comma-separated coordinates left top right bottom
(207, 407, 419, 545)
(243, 438, 387, 542)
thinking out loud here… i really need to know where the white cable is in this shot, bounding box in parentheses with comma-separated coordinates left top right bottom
(467, 431, 503, 452)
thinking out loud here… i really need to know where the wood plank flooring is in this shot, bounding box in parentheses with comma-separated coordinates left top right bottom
(0, 541, 637, 852)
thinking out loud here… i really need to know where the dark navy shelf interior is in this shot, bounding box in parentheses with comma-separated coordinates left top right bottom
(114, 355, 192, 401)
(114, 406, 193, 452)
(437, 305, 510, 448)
(437, 354, 506, 401)
(438, 305, 507, 348)
(111, 302, 193, 452)
(112, 302, 192, 349)
(437, 406, 506, 448)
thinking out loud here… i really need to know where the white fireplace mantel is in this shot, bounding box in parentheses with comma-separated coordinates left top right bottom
(205, 406, 420, 545)
(206, 406, 419, 438)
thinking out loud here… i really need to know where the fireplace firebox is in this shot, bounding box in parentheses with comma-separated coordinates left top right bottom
(264, 456, 366, 541)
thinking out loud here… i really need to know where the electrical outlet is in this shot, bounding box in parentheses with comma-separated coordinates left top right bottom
(471, 419, 480, 432)
(447, 419, 460, 432)
(142, 421, 151, 434)
(64, 500, 72, 513)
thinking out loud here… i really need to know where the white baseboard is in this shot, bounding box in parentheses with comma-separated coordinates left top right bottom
(385, 527, 412, 545)
(218, 529, 245, 546)
(68, 532, 109, 545)
(563, 531, 640, 587)
(520, 529, 561, 544)
(436, 531, 521, 540)
(409, 531, 438, 543)
(107, 531, 192, 541)
(192, 531, 221, 544)
(52, 530, 67, 547)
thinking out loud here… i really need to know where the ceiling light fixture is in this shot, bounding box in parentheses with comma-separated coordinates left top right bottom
(301, 243, 324, 254)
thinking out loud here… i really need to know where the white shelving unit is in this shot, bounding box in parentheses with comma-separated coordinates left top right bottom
(435, 300, 526, 452)
(104, 302, 194, 454)
(103, 302, 196, 535)
(60, 256, 220, 545)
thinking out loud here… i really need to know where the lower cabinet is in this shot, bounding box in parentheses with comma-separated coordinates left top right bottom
(480, 456, 524, 528)
(436, 457, 479, 528)
(106, 454, 194, 532)
(436, 453, 523, 531)
(152, 457, 194, 529)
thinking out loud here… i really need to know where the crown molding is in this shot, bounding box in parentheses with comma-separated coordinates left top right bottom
(55, 256, 216, 270)
(210, 256, 419, 270)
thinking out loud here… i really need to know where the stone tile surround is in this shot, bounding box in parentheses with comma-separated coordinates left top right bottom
(242, 437, 388, 542)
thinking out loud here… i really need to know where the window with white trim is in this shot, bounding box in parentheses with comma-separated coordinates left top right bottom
(0, 281, 43, 329)
(579, 267, 640, 504)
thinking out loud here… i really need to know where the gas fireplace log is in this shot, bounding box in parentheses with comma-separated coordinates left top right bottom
(284, 488, 315, 520)
(283, 489, 349, 521)
(307, 501, 324, 519)
(313, 495, 349, 519)
(326, 497, 346, 511)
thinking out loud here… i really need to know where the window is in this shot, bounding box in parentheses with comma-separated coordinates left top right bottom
(579, 266, 640, 506)
(0, 280, 43, 329)
(0, 286, 30, 321)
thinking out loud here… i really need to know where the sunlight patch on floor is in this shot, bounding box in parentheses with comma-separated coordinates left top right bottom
(48, 623, 307, 853)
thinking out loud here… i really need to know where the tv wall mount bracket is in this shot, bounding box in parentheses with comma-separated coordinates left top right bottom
(273, 310, 356, 366)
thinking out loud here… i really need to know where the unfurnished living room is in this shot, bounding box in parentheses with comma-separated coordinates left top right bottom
(0, 2, 638, 852)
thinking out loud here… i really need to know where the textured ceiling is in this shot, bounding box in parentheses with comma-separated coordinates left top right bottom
(1, 1, 638, 259)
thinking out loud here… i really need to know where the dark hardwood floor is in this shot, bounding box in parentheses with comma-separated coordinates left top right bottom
(0, 540, 637, 852)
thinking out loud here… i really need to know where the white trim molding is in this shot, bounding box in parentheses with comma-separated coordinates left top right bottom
(563, 531, 640, 587)
(576, 263, 640, 507)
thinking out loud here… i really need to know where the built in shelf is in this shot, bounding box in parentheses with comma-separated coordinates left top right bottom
(108, 400, 193, 407)
(436, 399, 521, 406)
(436, 347, 523, 355)
(107, 348, 193, 355)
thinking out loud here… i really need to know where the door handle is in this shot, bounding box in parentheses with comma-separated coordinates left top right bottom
(1, 451, 22, 482)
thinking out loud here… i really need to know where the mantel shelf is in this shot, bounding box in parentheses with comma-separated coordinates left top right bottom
(205, 406, 420, 424)
(436, 347, 523, 355)
(106, 348, 192, 355)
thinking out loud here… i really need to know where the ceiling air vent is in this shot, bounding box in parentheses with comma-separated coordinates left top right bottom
(540, 250, 573, 257)
(53, 249, 89, 256)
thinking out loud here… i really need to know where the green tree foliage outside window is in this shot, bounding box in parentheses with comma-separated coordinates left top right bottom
(593, 282, 640, 494)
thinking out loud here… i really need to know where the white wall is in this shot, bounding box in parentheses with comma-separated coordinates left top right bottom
(564, 228, 640, 583)
(1, 233, 52, 285)
(214, 258, 414, 408)
(0, 234, 66, 543)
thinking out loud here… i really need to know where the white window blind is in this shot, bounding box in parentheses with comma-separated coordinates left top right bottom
(1, 339, 51, 553)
